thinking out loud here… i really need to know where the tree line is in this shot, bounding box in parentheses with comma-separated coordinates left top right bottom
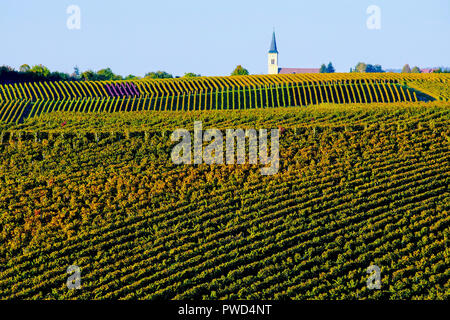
(0, 63, 256, 84)
(0, 64, 206, 84)
(2, 62, 447, 84)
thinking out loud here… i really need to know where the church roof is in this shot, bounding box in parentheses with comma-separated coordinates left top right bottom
(420, 68, 438, 73)
(269, 31, 278, 53)
(278, 68, 320, 74)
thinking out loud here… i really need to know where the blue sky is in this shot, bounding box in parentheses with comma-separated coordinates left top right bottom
(0, 0, 449, 76)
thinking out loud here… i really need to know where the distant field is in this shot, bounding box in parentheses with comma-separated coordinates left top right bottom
(0, 102, 448, 299)
(0, 73, 449, 124)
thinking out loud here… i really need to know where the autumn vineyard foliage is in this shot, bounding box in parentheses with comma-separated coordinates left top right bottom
(0, 74, 449, 300)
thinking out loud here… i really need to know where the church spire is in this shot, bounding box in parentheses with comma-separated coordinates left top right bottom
(269, 30, 278, 53)
(268, 30, 279, 74)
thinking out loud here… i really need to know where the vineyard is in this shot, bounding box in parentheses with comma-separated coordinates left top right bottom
(0, 102, 448, 299)
(0, 73, 449, 124)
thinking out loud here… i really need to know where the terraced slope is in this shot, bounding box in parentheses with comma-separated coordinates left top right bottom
(0, 103, 448, 299)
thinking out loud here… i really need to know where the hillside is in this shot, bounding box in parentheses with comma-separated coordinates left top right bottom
(0, 73, 449, 125)
(0, 102, 448, 299)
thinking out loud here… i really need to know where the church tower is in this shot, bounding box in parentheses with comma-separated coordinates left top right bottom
(268, 31, 279, 75)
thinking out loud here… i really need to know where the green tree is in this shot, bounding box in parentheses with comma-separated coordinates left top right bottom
(145, 71, 173, 79)
(97, 68, 122, 80)
(49, 71, 70, 81)
(19, 64, 31, 73)
(326, 62, 335, 73)
(231, 65, 249, 76)
(81, 70, 97, 81)
(30, 64, 50, 77)
(124, 74, 140, 80)
(184, 72, 201, 78)
(402, 64, 411, 73)
(319, 64, 327, 73)
(411, 66, 421, 73)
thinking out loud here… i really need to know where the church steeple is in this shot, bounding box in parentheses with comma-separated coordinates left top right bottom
(269, 31, 278, 53)
(268, 30, 279, 74)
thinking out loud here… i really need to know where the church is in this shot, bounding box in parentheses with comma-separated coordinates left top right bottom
(268, 31, 320, 75)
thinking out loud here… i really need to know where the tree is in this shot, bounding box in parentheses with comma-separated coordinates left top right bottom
(73, 65, 81, 78)
(366, 64, 384, 73)
(19, 64, 31, 73)
(0, 66, 15, 81)
(30, 64, 50, 77)
(145, 71, 173, 79)
(326, 62, 335, 73)
(411, 66, 421, 73)
(48, 71, 70, 81)
(0, 65, 14, 72)
(184, 73, 201, 78)
(402, 64, 411, 73)
(354, 62, 367, 73)
(319, 64, 327, 73)
(124, 74, 140, 80)
(97, 68, 122, 80)
(231, 65, 249, 76)
(353, 62, 384, 73)
(81, 70, 97, 81)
